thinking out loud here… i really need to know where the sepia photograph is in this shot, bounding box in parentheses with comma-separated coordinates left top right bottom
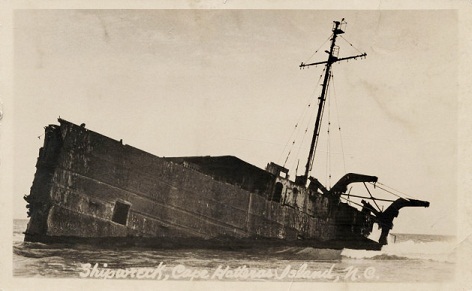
(2, 3, 471, 291)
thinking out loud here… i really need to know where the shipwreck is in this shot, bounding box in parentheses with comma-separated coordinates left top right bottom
(23, 19, 429, 250)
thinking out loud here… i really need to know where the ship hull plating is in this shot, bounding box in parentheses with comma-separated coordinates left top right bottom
(24, 119, 380, 251)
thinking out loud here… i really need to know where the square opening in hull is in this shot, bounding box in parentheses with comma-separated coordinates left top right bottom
(112, 201, 130, 225)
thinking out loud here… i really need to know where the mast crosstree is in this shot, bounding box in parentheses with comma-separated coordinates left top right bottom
(300, 19, 366, 184)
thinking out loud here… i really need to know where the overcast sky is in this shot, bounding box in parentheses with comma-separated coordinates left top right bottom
(11, 9, 457, 235)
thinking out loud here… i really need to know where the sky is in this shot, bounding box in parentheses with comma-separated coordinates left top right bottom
(10, 9, 458, 235)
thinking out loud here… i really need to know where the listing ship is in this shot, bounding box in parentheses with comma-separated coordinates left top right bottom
(23, 19, 429, 251)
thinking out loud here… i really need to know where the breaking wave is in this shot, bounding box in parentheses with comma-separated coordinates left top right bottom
(341, 238, 456, 263)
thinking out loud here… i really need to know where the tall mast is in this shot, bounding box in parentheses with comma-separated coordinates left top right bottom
(300, 19, 366, 184)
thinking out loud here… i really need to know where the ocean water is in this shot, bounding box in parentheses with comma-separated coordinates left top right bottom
(13, 219, 456, 282)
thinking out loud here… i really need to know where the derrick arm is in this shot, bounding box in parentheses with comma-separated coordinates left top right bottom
(329, 173, 378, 195)
(383, 198, 430, 218)
(375, 198, 430, 245)
(308, 177, 329, 194)
(324, 174, 378, 219)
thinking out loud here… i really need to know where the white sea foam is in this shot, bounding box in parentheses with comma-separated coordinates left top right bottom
(341, 238, 457, 263)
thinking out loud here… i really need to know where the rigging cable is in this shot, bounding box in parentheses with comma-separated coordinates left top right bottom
(291, 95, 319, 172)
(286, 33, 338, 174)
(330, 74, 347, 174)
(340, 192, 395, 203)
(340, 196, 364, 208)
(309, 70, 331, 174)
(325, 73, 332, 187)
(339, 35, 365, 55)
(303, 34, 334, 65)
(364, 182, 382, 212)
(281, 68, 325, 168)
(370, 182, 414, 200)
(279, 70, 324, 167)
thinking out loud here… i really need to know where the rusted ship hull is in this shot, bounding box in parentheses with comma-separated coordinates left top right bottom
(24, 119, 381, 250)
(24, 19, 431, 251)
